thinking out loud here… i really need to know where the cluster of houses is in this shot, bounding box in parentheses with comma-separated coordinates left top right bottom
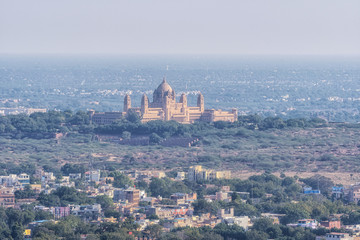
(0, 173, 31, 208)
(0, 106, 47, 116)
(0, 165, 235, 238)
(303, 185, 360, 204)
(317, 233, 360, 240)
(2, 166, 360, 239)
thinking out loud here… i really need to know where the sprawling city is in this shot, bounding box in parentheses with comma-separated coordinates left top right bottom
(1, 1, 360, 240)
(0, 79, 360, 240)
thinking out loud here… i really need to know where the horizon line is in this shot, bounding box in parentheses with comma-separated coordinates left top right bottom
(1, 53, 360, 58)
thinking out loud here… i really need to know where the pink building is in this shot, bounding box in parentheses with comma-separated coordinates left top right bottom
(320, 220, 341, 229)
(52, 207, 70, 219)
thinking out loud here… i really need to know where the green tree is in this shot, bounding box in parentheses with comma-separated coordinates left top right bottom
(126, 109, 141, 124)
(192, 200, 220, 215)
(96, 195, 114, 211)
(38, 187, 93, 207)
(278, 203, 311, 224)
(61, 163, 87, 175)
(100, 231, 134, 240)
(11, 224, 25, 240)
(121, 216, 139, 232)
(122, 131, 131, 140)
(110, 172, 133, 188)
(149, 133, 162, 144)
(213, 223, 245, 240)
(14, 185, 36, 199)
(69, 111, 90, 125)
(245, 230, 269, 240)
(144, 224, 163, 239)
(32, 226, 57, 240)
(252, 218, 273, 232)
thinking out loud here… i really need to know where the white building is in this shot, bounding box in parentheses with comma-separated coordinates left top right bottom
(287, 219, 318, 229)
(0, 174, 18, 186)
(85, 170, 101, 182)
(175, 172, 186, 181)
(223, 216, 251, 230)
(41, 172, 56, 183)
(0, 173, 29, 187)
(69, 204, 102, 222)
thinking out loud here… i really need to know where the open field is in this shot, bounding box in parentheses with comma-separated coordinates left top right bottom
(1, 123, 360, 184)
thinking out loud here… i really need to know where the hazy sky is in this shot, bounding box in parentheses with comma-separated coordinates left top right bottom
(1, 0, 359, 55)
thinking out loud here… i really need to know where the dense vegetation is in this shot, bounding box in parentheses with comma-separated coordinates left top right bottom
(0, 206, 53, 239)
(0, 208, 138, 240)
(0, 110, 329, 139)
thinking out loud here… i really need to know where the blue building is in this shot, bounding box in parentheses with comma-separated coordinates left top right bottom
(303, 187, 320, 194)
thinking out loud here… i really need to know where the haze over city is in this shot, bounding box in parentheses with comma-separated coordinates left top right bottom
(1, 0, 360, 55)
(2, 1, 360, 240)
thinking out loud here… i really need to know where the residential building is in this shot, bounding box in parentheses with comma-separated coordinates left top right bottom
(187, 165, 231, 182)
(70, 204, 102, 222)
(261, 213, 286, 224)
(222, 216, 251, 230)
(125, 188, 140, 206)
(217, 208, 234, 219)
(287, 219, 319, 229)
(85, 170, 101, 182)
(16, 198, 37, 206)
(175, 172, 186, 181)
(332, 186, 344, 199)
(41, 172, 56, 183)
(69, 173, 82, 180)
(152, 171, 166, 179)
(0, 107, 46, 116)
(113, 188, 140, 206)
(325, 232, 353, 240)
(0, 188, 15, 208)
(320, 220, 341, 229)
(349, 185, 360, 204)
(304, 187, 321, 195)
(52, 207, 71, 219)
(18, 173, 30, 186)
(170, 193, 197, 205)
(216, 191, 231, 202)
(147, 206, 191, 219)
(30, 184, 42, 194)
(0, 174, 18, 186)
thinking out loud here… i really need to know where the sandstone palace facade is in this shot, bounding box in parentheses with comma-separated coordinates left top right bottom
(90, 78, 237, 124)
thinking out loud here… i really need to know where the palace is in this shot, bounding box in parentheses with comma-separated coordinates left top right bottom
(90, 78, 237, 124)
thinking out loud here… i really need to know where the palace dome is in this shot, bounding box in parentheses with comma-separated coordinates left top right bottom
(152, 77, 175, 105)
(155, 77, 173, 94)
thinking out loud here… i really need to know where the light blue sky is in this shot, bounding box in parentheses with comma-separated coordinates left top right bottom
(1, 0, 359, 55)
